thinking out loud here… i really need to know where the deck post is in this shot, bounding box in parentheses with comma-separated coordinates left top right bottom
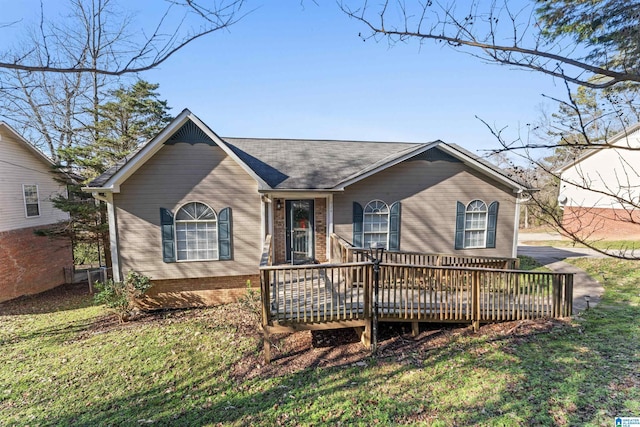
(411, 321, 419, 337)
(565, 274, 573, 316)
(552, 274, 560, 318)
(357, 320, 372, 347)
(372, 258, 380, 353)
(263, 328, 272, 363)
(370, 243, 384, 354)
(472, 270, 480, 332)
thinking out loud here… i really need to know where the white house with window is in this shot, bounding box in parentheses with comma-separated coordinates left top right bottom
(84, 109, 529, 309)
(556, 124, 640, 239)
(0, 122, 73, 302)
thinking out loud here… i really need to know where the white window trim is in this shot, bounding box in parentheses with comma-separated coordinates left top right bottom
(363, 199, 390, 249)
(22, 184, 41, 218)
(175, 201, 219, 262)
(463, 199, 488, 249)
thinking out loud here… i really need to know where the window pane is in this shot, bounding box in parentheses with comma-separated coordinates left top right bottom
(363, 200, 390, 248)
(23, 185, 39, 217)
(465, 230, 485, 248)
(26, 204, 39, 217)
(175, 203, 218, 261)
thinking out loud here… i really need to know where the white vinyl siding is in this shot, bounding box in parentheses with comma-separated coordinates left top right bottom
(363, 200, 389, 248)
(464, 200, 487, 248)
(23, 184, 40, 217)
(175, 202, 218, 261)
(0, 125, 69, 232)
(559, 128, 640, 210)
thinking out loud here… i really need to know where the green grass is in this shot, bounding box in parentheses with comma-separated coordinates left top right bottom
(520, 239, 640, 252)
(517, 255, 544, 271)
(1, 259, 639, 426)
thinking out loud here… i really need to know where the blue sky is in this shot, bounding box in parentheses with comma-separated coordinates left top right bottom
(2, 0, 567, 157)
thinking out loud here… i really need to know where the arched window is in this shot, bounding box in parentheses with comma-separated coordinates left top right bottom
(363, 200, 389, 249)
(175, 202, 218, 261)
(464, 200, 487, 248)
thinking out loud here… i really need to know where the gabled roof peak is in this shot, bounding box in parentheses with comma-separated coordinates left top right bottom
(84, 109, 529, 193)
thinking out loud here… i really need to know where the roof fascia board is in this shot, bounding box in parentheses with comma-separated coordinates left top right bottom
(333, 141, 439, 190)
(0, 122, 55, 167)
(93, 109, 271, 192)
(261, 190, 338, 197)
(437, 144, 527, 191)
(555, 123, 640, 174)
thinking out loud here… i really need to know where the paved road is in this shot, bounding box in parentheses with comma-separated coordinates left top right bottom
(517, 243, 604, 314)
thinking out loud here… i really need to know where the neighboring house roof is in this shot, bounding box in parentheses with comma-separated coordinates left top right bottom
(0, 121, 56, 168)
(555, 122, 640, 174)
(85, 108, 530, 193)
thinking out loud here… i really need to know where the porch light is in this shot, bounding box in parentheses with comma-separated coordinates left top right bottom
(276, 199, 282, 210)
(369, 241, 384, 262)
(584, 295, 590, 309)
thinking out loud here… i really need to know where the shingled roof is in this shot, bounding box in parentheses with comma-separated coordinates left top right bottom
(85, 109, 529, 193)
(224, 137, 432, 189)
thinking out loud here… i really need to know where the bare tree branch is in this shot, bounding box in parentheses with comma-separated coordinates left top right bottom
(340, 1, 640, 88)
(0, 0, 247, 76)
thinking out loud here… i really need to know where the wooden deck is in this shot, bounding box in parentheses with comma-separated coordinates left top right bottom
(264, 262, 572, 323)
(259, 234, 573, 361)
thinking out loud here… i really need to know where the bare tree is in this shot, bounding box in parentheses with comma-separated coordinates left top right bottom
(478, 80, 640, 259)
(340, 0, 640, 257)
(339, 1, 640, 88)
(0, 0, 246, 76)
(0, 0, 248, 269)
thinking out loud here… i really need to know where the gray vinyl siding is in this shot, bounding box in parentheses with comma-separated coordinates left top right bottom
(114, 143, 261, 280)
(333, 150, 517, 258)
(0, 127, 69, 233)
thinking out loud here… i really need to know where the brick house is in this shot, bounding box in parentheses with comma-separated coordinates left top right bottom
(84, 109, 529, 309)
(0, 122, 73, 302)
(557, 124, 640, 239)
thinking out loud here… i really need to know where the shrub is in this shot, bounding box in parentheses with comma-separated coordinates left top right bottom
(239, 280, 261, 323)
(94, 271, 152, 322)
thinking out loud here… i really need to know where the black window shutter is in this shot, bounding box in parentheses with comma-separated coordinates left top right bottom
(389, 201, 401, 251)
(218, 207, 233, 260)
(486, 201, 499, 248)
(160, 208, 176, 263)
(353, 202, 363, 247)
(454, 201, 465, 250)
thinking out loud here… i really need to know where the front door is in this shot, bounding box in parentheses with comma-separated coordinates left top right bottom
(285, 200, 314, 264)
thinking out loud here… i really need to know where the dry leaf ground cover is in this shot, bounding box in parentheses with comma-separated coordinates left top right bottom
(1, 257, 638, 426)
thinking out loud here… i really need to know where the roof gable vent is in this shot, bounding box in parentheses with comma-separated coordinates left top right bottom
(165, 120, 216, 146)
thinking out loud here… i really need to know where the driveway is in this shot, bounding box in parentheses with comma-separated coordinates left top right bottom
(517, 241, 605, 314)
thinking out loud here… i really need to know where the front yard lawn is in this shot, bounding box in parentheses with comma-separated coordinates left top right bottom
(1, 258, 638, 426)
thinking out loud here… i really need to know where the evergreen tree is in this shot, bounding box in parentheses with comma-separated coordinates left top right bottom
(52, 80, 172, 267)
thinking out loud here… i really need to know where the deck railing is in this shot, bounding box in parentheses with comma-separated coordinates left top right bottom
(374, 264, 573, 322)
(261, 262, 572, 326)
(262, 261, 372, 325)
(330, 233, 519, 269)
(261, 233, 572, 361)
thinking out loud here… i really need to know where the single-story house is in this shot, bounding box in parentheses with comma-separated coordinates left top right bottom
(0, 122, 73, 302)
(557, 123, 640, 239)
(84, 109, 530, 308)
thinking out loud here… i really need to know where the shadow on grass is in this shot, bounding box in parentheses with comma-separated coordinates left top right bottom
(0, 282, 94, 316)
(28, 302, 638, 426)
